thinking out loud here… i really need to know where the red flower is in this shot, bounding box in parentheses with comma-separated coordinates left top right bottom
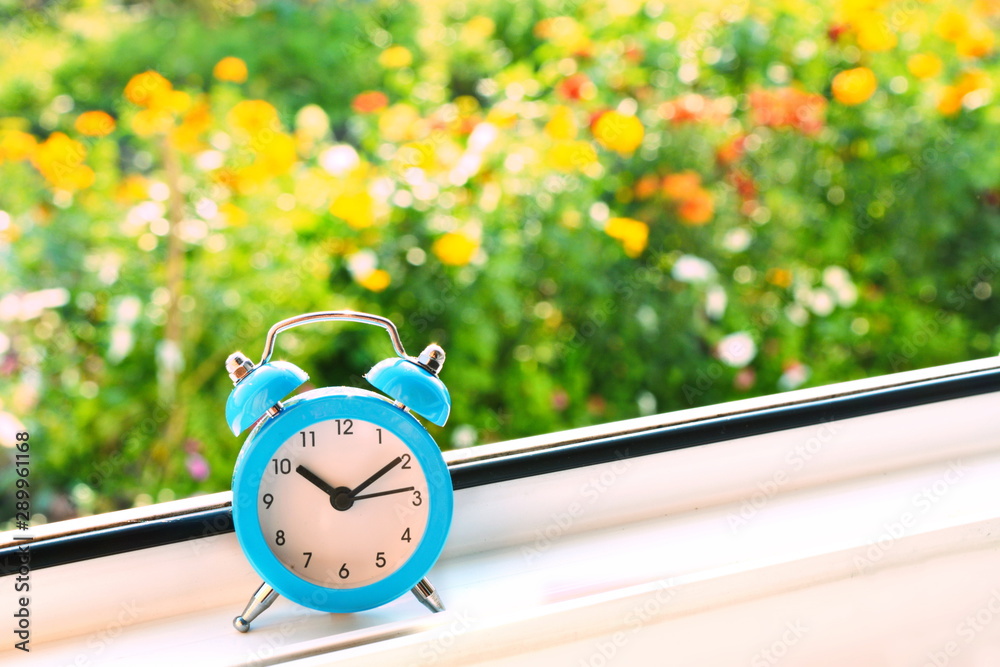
(557, 73, 592, 101)
(351, 91, 389, 114)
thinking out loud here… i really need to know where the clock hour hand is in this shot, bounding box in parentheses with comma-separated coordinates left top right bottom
(352, 486, 415, 501)
(348, 456, 403, 498)
(296, 465, 338, 498)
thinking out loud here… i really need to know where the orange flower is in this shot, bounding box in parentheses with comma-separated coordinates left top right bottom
(748, 87, 826, 134)
(662, 171, 702, 199)
(659, 94, 730, 125)
(124, 70, 173, 108)
(75, 111, 116, 137)
(831, 67, 877, 105)
(378, 45, 413, 69)
(31, 132, 94, 191)
(605, 217, 648, 257)
(633, 174, 660, 200)
(766, 268, 793, 288)
(213, 56, 248, 83)
(677, 189, 714, 225)
(228, 100, 280, 136)
(907, 53, 943, 79)
(357, 269, 391, 292)
(956, 22, 995, 58)
(0, 130, 37, 162)
(592, 111, 644, 154)
(432, 232, 478, 266)
(352, 91, 389, 114)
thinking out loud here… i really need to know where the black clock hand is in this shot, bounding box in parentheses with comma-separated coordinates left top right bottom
(348, 456, 403, 498)
(296, 465, 338, 498)
(352, 486, 415, 501)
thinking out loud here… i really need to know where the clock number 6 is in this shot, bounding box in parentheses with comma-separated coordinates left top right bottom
(339, 563, 350, 579)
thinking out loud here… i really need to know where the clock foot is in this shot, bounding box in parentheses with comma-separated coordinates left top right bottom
(233, 582, 279, 632)
(411, 577, 445, 613)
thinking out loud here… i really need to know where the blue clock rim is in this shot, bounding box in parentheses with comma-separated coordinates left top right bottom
(231, 387, 454, 613)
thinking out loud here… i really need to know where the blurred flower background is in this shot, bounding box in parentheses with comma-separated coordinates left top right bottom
(1, 0, 999, 522)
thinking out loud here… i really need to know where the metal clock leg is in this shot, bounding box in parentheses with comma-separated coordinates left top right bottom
(411, 577, 445, 613)
(234, 582, 280, 632)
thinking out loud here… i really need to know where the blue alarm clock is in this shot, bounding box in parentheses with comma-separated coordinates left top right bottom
(224, 311, 453, 632)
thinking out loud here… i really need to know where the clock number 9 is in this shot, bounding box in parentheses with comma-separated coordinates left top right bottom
(262, 493, 274, 509)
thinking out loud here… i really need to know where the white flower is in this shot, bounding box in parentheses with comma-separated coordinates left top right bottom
(319, 144, 360, 176)
(705, 285, 727, 320)
(717, 332, 757, 368)
(672, 255, 717, 284)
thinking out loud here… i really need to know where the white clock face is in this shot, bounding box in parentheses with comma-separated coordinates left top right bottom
(256, 417, 430, 589)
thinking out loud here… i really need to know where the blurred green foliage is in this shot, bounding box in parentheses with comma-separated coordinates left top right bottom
(1, 0, 999, 522)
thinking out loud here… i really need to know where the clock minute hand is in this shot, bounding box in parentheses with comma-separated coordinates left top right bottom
(296, 465, 338, 498)
(348, 456, 403, 498)
(352, 486, 415, 501)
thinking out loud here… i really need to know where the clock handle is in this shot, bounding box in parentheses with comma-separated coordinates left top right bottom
(258, 310, 408, 366)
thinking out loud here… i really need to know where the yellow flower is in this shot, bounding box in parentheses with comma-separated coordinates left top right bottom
(31, 132, 94, 191)
(218, 202, 248, 227)
(357, 269, 391, 292)
(831, 67, 877, 105)
(131, 109, 174, 136)
(432, 232, 478, 266)
(0, 130, 37, 162)
(74, 111, 116, 137)
(605, 217, 649, 257)
(936, 70, 990, 115)
(936, 9, 970, 42)
(378, 45, 413, 69)
(546, 140, 597, 171)
(907, 53, 943, 79)
(854, 14, 897, 52)
(228, 100, 280, 136)
(295, 104, 330, 141)
(213, 56, 248, 83)
(256, 132, 298, 176)
(330, 191, 375, 229)
(462, 16, 496, 42)
(124, 70, 173, 108)
(956, 22, 995, 58)
(592, 111, 644, 154)
(545, 105, 578, 140)
(397, 141, 436, 171)
(116, 174, 148, 202)
(379, 103, 421, 142)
